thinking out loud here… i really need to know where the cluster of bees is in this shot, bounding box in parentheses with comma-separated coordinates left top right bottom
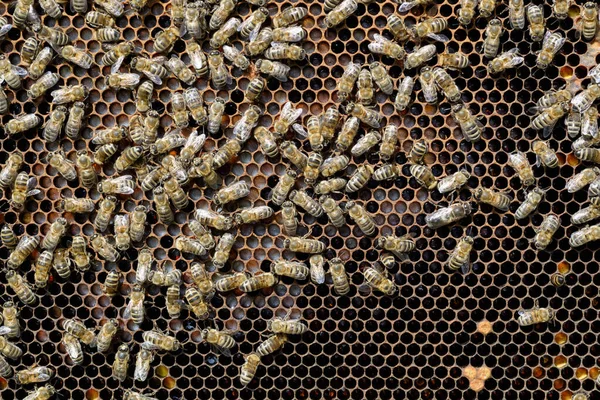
(0, 0, 600, 398)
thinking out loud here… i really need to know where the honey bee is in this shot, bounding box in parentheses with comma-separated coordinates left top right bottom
(0, 86, 8, 115)
(184, 286, 210, 319)
(96, 319, 118, 352)
(243, 77, 265, 104)
(531, 140, 558, 169)
(0, 354, 12, 378)
(60, 45, 92, 69)
(336, 62, 360, 103)
(410, 164, 437, 190)
(324, 0, 358, 28)
(175, 237, 207, 256)
(458, 0, 477, 25)
(570, 224, 600, 247)
(97, 175, 135, 195)
(189, 155, 220, 190)
(63, 318, 96, 346)
(269, 172, 296, 206)
(15, 365, 54, 385)
(268, 313, 307, 335)
(10, 172, 40, 212)
(272, 260, 309, 280)
(238, 8, 269, 40)
(92, 126, 127, 145)
(367, 62, 392, 96)
(96, 27, 120, 43)
(135, 248, 153, 285)
(273, 6, 307, 28)
(1, 225, 17, 250)
(393, 76, 415, 112)
(235, 206, 274, 226)
(517, 300, 554, 326)
(239, 353, 260, 386)
(255, 59, 291, 82)
(487, 48, 524, 75)
(508, 0, 525, 30)
(346, 102, 382, 128)
(536, 32, 564, 70)
(107, 73, 141, 90)
(525, 4, 545, 42)
(404, 44, 437, 70)
(113, 215, 130, 251)
(411, 17, 448, 42)
(472, 187, 511, 211)
(131, 57, 169, 85)
(201, 328, 236, 356)
(329, 258, 350, 295)
(142, 330, 181, 352)
(209, 0, 236, 31)
(232, 106, 260, 143)
(134, 347, 154, 381)
(272, 26, 306, 43)
(23, 384, 56, 400)
(12, 0, 33, 28)
(256, 333, 287, 356)
(345, 201, 377, 236)
(47, 152, 77, 183)
(94, 196, 117, 232)
(70, 236, 91, 271)
(552, 0, 570, 20)
(284, 237, 325, 254)
(439, 51, 470, 70)
(95, 0, 124, 16)
(181, 2, 207, 39)
(419, 66, 438, 104)
(189, 262, 215, 298)
(52, 248, 71, 279)
(572, 204, 600, 225)
(124, 390, 159, 400)
(571, 392, 590, 400)
(51, 84, 89, 104)
(166, 284, 182, 318)
(86, 10, 114, 28)
(531, 102, 570, 137)
(533, 213, 560, 250)
(212, 138, 242, 169)
(202, 99, 226, 136)
(572, 84, 600, 113)
(279, 141, 307, 170)
(425, 202, 472, 229)
(165, 56, 196, 85)
(281, 201, 299, 236)
(170, 0, 186, 25)
(210, 18, 240, 49)
(34, 250, 53, 288)
(387, 14, 409, 42)
(187, 42, 207, 76)
(194, 208, 234, 231)
(451, 103, 484, 142)
(112, 344, 129, 382)
(247, 28, 273, 57)
(265, 43, 306, 62)
(363, 265, 397, 295)
(163, 174, 188, 209)
(153, 26, 179, 54)
(508, 152, 535, 187)
(212, 233, 235, 269)
(289, 190, 323, 217)
(590, 179, 600, 198)
(551, 273, 565, 287)
(90, 234, 120, 262)
(434, 170, 469, 198)
(373, 163, 400, 181)
(334, 117, 359, 152)
(151, 187, 172, 225)
(239, 272, 276, 292)
(166, 93, 188, 128)
(482, 19, 503, 59)
(355, 68, 374, 106)
(319, 195, 346, 227)
(479, 0, 497, 18)
(582, 107, 599, 139)
(405, 139, 427, 165)
(150, 133, 186, 157)
(5, 270, 36, 305)
(1, 302, 20, 338)
(28, 72, 59, 99)
(6, 114, 42, 136)
(126, 205, 146, 243)
(351, 130, 381, 157)
(0, 153, 23, 189)
(445, 235, 474, 273)
(376, 234, 415, 260)
(0, 56, 27, 90)
(124, 284, 145, 324)
(432, 67, 460, 102)
(579, 2, 598, 41)
(7, 235, 39, 269)
(252, 127, 279, 159)
(75, 152, 98, 189)
(274, 102, 303, 137)
(319, 106, 340, 144)
(212, 180, 248, 206)
(212, 272, 245, 293)
(345, 165, 373, 193)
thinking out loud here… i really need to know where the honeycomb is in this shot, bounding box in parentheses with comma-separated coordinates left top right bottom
(0, 0, 599, 399)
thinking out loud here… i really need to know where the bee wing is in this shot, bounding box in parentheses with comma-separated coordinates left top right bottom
(12, 66, 28, 77)
(373, 33, 391, 44)
(210, 343, 232, 358)
(358, 283, 373, 296)
(390, 250, 410, 263)
(508, 55, 524, 68)
(0, 24, 12, 36)
(179, 20, 188, 37)
(542, 122, 557, 139)
(397, 1, 416, 12)
(110, 56, 126, 74)
(460, 260, 471, 274)
(248, 24, 261, 41)
(0, 326, 11, 335)
(426, 33, 449, 42)
(140, 342, 161, 351)
(26, 177, 38, 193)
(550, 35, 565, 54)
(292, 123, 308, 138)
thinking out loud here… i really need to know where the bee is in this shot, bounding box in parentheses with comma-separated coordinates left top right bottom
(319, 195, 346, 227)
(0, 354, 12, 378)
(336, 62, 360, 103)
(90, 234, 120, 262)
(284, 237, 325, 254)
(96, 319, 118, 352)
(0, 153, 23, 189)
(7, 235, 39, 269)
(212, 272, 246, 293)
(404, 44, 437, 70)
(536, 88, 573, 109)
(0, 86, 8, 114)
(376, 234, 415, 259)
(329, 258, 350, 295)
(478, 0, 497, 18)
(373, 163, 400, 182)
(572, 204, 600, 225)
(482, 19, 503, 59)
(590, 178, 600, 197)
(452, 103, 484, 142)
(268, 313, 307, 335)
(112, 344, 130, 382)
(274, 102, 303, 138)
(570, 224, 600, 247)
(255, 59, 291, 82)
(1, 302, 20, 338)
(320, 106, 340, 144)
(153, 26, 179, 54)
(367, 62, 393, 96)
(113, 215, 130, 251)
(12, 0, 33, 28)
(268, 171, 296, 206)
(363, 265, 397, 295)
(10, 172, 40, 212)
(572, 84, 600, 113)
(92, 127, 127, 145)
(210, 0, 236, 30)
(201, 328, 236, 356)
(406, 139, 427, 165)
(354, 68, 375, 106)
(351, 130, 381, 157)
(124, 284, 145, 324)
(33, 25, 68, 49)
(170, 0, 186, 25)
(245, 77, 266, 103)
(130, 57, 169, 85)
(96, 27, 120, 43)
(5, 270, 36, 305)
(1, 225, 17, 250)
(142, 330, 181, 352)
(517, 300, 554, 326)
(289, 190, 323, 217)
(212, 180, 248, 206)
(124, 390, 159, 400)
(419, 66, 438, 104)
(305, 254, 326, 285)
(324, 0, 343, 11)
(107, 73, 141, 90)
(278, 201, 299, 236)
(148, 269, 180, 289)
(129, 205, 147, 243)
(165, 285, 182, 318)
(47, 152, 76, 184)
(533, 214, 561, 250)
(97, 175, 135, 195)
(410, 164, 437, 190)
(582, 107, 599, 139)
(536, 32, 565, 70)
(23, 384, 56, 400)
(6, 114, 42, 136)
(94, 196, 117, 232)
(335, 117, 359, 152)
(151, 186, 173, 225)
(134, 347, 154, 381)
(252, 127, 279, 159)
(507, 0, 526, 29)
(387, 14, 409, 42)
(571, 392, 590, 400)
(345, 201, 376, 236)
(345, 102, 382, 128)
(194, 208, 234, 231)
(238, 7, 269, 40)
(63, 318, 96, 346)
(168, 92, 189, 128)
(426, 202, 472, 229)
(33, 250, 53, 288)
(373, 126, 398, 163)
(272, 26, 306, 43)
(279, 141, 307, 170)
(52, 248, 71, 279)
(212, 138, 242, 169)
(189, 262, 215, 298)
(203, 98, 226, 136)
(162, 175, 188, 209)
(394, 76, 415, 112)
(239, 272, 276, 292)
(531, 102, 569, 137)
(487, 48, 524, 75)
(273, 6, 307, 28)
(508, 152, 535, 187)
(411, 17, 448, 43)
(256, 333, 287, 357)
(531, 140, 558, 169)
(40, 218, 68, 254)
(165, 56, 196, 85)
(579, 2, 598, 41)
(368, 34, 405, 61)
(206, 50, 232, 90)
(134, 248, 153, 285)
(324, 0, 358, 28)
(86, 10, 114, 28)
(187, 42, 208, 76)
(346, 165, 374, 193)
(210, 17, 240, 49)
(65, 102, 85, 140)
(60, 45, 92, 69)
(437, 169, 470, 198)
(432, 67, 460, 102)
(181, 2, 207, 39)
(458, 0, 477, 25)
(150, 133, 186, 156)
(239, 353, 260, 386)
(212, 233, 235, 269)
(175, 237, 207, 256)
(95, 0, 124, 16)
(235, 206, 274, 226)
(189, 154, 220, 189)
(185, 286, 210, 319)
(15, 365, 54, 385)
(439, 51, 470, 70)
(51, 84, 89, 104)
(552, 0, 570, 20)
(247, 27, 273, 57)
(524, 4, 546, 43)
(472, 187, 511, 211)
(27, 71, 59, 99)
(70, 236, 90, 271)
(444, 235, 474, 273)
(271, 260, 309, 280)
